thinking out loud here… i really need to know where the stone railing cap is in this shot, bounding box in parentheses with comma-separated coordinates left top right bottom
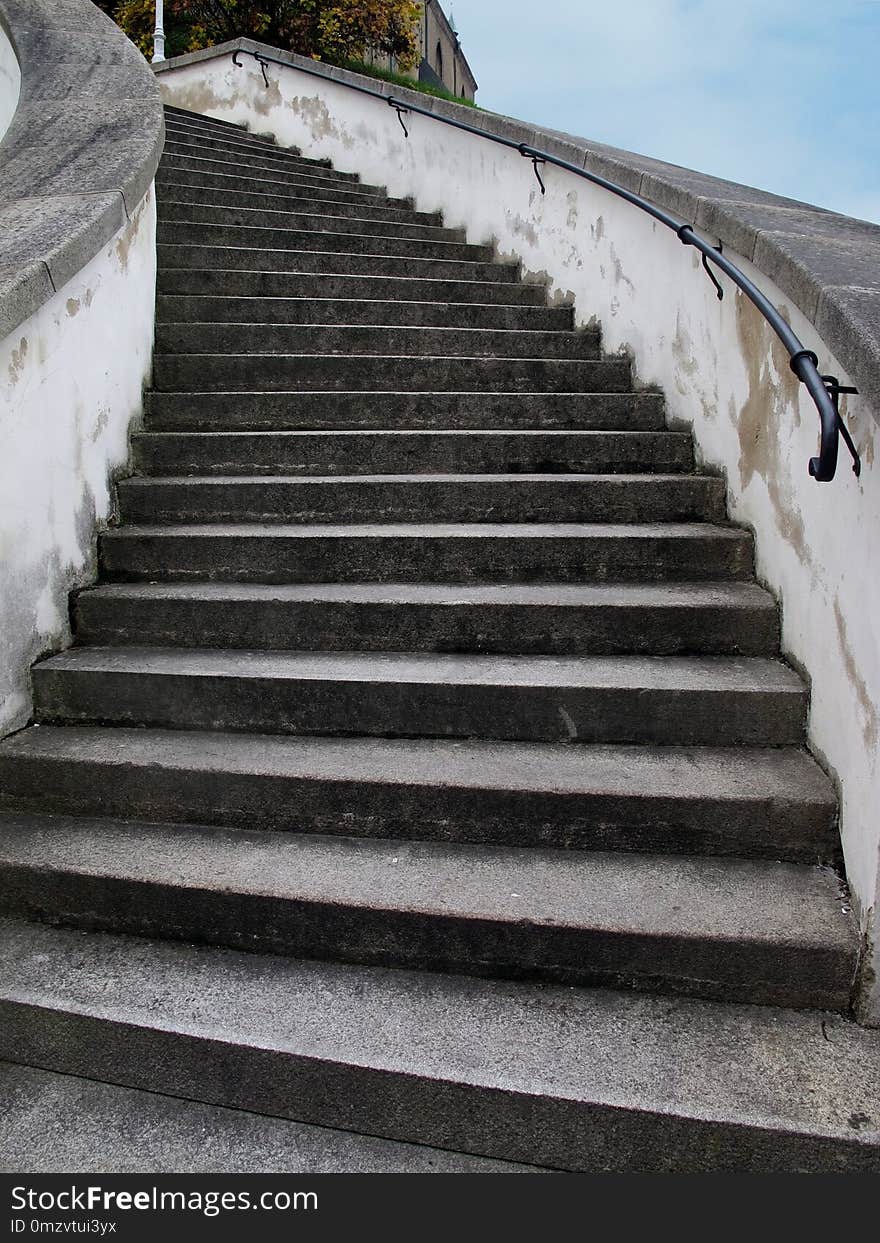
(0, 0, 164, 340)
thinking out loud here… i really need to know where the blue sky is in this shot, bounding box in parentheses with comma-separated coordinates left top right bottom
(450, 0, 879, 223)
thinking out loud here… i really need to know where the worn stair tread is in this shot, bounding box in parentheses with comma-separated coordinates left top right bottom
(132, 428, 684, 444)
(0, 811, 853, 951)
(161, 147, 362, 186)
(161, 130, 330, 167)
(157, 199, 462, 239)
(156, 165, 389, 203)
(123, 469, 704, 480)
(156, 270, 548, 304)
(162, 118, 286, 146)
(77, 580, 774, 610)
(164, 106, 262, 133)
(0, 725, 835, 859)
(100, 519, 747, 540)
(0, 1062, 529, 1175)
(120, 471, 710, 485)
(35, 645, 803, 696)
(161, 137, 333, 175)
(98, 521, 755, 585)
(155, 296, 555, 314)
(143, 390, 666, 433)
(0, 724, 831, 805)
(74, 580, 778, 657)
(153, 325, 599, 360)
(0, 918, 876, 1172)
(156, 245, 520, 282)
(157, 183, 438, 223)
(157, 219, 489, 255)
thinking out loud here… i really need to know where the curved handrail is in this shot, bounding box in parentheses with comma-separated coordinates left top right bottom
(232, 47, 858, 483)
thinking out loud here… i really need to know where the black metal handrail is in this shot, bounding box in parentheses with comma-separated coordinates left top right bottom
(232, 47, 860, 482)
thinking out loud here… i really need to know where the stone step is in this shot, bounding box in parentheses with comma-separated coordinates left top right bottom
(0, 814, 856, 1009)
(157, 219, 491, 262)
(162, 118, 295, 156)
(151, 354, 629, 393)
(143, 391, 665, 432)
(157, 242, 519, 283)
(156, 294, 572, 332)
(159, 153, 383, 201)
(72, 581, 779, 657)
(0, 1061, 526, 1173)
(1, 919, 875, 1170)
(97, 521, 755, 584)
(116, 474, 724, 526)
(162, 142, 363, 187)
(0, 726, 836, 860)
(153, 322, 600, 361)
(32, 648, 806, 747)
(156, 179, 439, 224)
(164, 105, 267, 137)
(156, 164, 397, 207)
(157, 198, 465, 244)
(130, 429, 692, 475)
(156, 268, 546, 305)
(162, 125, 332, 172)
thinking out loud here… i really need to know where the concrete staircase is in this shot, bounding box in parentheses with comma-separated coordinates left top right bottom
(0, 104, 878, 1172)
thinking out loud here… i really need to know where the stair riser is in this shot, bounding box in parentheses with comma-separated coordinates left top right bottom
(159, 156, 380, 200)
(164, 108, 273, 138)
(155, 296, 573, 331)
(0, 866, 849, 1010)
(162, 143, 360, 185)
(32, 668, 804, 747)
(156, 269, 544, 304)
(157, 244, 518, 283)
(156, 167, 394, 207)
(157, 200, 463, 243)
(158, 221, 491, 262)
(130, 431, 692, 475)
(162, 126, 294, 160)
(98, 531, 755, 585)
(153, 324, 599, 361)
(2, 1000, 871, 1171)
(143, 392, 666, 432)
(73, 595, 779, 656)
(117, 479, 725, 526)
(0, 758, 834, 862)
(162, 129, 324, 169)
(151, 356, 630, 393)
(156, 182, 438, 224)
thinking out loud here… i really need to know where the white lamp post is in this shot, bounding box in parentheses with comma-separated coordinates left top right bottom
(152, 0, 165, 63)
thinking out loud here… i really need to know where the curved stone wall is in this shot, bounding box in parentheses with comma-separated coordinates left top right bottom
(0, 1, 163, 740)
(0, 16, 20, 140)
(157, 38, 880, 1022)
(0, 0, 163, 338)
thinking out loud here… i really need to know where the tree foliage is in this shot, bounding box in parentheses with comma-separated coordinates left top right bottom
(94, 1, 421, 68)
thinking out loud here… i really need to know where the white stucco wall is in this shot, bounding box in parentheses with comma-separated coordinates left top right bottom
(158, 53, 880, 1021)
(0, 18, 20, 140)
(0, 189, 157, 738)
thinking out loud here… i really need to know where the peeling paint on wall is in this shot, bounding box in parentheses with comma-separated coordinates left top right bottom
(0, 193, 157, 739)
(833, 600, 879, 754)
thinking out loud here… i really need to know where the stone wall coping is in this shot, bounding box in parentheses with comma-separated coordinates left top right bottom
(157, 37, 880, 417)
(0, 0, 164, 340)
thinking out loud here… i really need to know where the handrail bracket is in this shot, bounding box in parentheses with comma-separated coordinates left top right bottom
(519, 144, 546, 195)
(823, 375, 862, 477)
(388, 97, 410, 139)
